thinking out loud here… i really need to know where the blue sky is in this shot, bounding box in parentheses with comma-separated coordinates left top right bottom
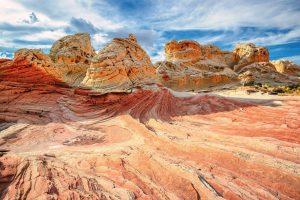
(0, 0, 300, 64)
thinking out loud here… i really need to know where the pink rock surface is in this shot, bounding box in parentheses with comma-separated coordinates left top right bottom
(1, 59, 300, 199)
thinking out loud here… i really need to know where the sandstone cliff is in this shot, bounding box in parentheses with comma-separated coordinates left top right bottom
(1, 33, 300, 200)
(230, 43, 300, 86)
(81, 34, 157, 93)
(49, 33, 96, 86)
(156, 40, 238, 91)
(233, 43, 269, 72)
(0, 49, 63, 85)
(271, 60, 300, 76)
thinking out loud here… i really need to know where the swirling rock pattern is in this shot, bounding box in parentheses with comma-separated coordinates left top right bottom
(1, 57, 300, 199)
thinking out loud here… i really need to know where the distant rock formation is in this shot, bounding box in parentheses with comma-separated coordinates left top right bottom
(271, 60, 300, 76)
(81, 34, 157, 93)
(229, 43, 300, 85)
(233, 43, 269, 72)
(1, 33, 300, 200)
(2, 33, 299, 91)
(49, 33, 96, 86)
(237, 62, 293, 86)
(156, 40, 238, 91)
(49, 33, 95, 65)
(0, 49, 63, 85)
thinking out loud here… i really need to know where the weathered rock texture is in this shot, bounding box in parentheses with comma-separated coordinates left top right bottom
(1, 63, 300, 199)
(81, 34, 157, 93)
(1, 34, 300, 200)
(49, 33, 95, 65)
(0, 33, 98, 87)
(236, 62, 296, 85)
(156, 40, 238, 91)
(165, 40, 238, 67)
(233, 43, 269, 72)
(230, 43, 300, 86)
(156, 61, 237, 91)
(0, 49, 63, 85)
(49, 33, 96, 86)
(271, 60, 300, 76)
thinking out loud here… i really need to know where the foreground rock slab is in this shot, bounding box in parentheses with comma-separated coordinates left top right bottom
(0, 68, 300, 199)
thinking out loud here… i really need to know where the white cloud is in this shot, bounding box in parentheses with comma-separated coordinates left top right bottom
(151, 50, 165, 63)
(20, 30, 67, 41)
(0, 52, 7, 58)
(279, 55, 300, 64)
(151, 0, 300, 30)
(1, 0, 300, 62)
(239, 27, 300, 46)
(17, 0, 122, 30)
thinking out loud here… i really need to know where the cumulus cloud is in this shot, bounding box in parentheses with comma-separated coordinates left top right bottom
(279, 55, 300, 64)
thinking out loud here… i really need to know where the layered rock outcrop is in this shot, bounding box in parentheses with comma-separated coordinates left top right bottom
(49, 33, 96, 86)
(233, 43, 269, 72)
(156, 40, 238, 91)
(1, 79, 300, 199)
(236, 62, 293, 85)
(1, 33, 300, 200)
(165, 40, 238, 67)
(230, 43, 300, 86)
(0, 49, 63, 85)
(81, 34, 157, 93)
(271, 60, 300, 76)
(0, 33, 98, 87)
(49, 33, 95, 65)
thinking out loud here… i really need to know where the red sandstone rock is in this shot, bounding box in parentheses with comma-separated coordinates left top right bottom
(156, 40, 238, 91)
(233, 43, 269, 72)
(81, 34, 157, 93)
(0, 49, 63, 85)
(49, 32, 95, 65)
(1, 34, 300, 200)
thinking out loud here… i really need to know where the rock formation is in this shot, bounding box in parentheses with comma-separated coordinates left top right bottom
(0, 49, 63, 85)
(165, 40, 238, 67)
(0, 33, 98, 87)
(236, 62, 295, 85)
(81, 34, 157, 93)
(49, 33, 95, 65)
(271, 60, 300, 76)
(233, 43, 269, 72)
(156, 61, 237, 91)
(231, 43, 300, 86)
(1, 33, 300, 200)
(156, 40, 238, 91)
(49, 33, 96, 86)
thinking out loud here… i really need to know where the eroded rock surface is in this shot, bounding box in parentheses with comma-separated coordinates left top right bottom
(49, 33, 96, 86)
(81, 34, 157, 93)
(0, 49, 63, 85)
(1, 34, 300, 200)
(0, 73, 300, 199)
(236, 62, 295, 85)
(271, 60, 300, 76)
(49, 33, 95, 65)
(156, 40, 238, 91)
(233, 43, 269, 72)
